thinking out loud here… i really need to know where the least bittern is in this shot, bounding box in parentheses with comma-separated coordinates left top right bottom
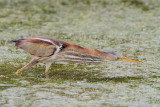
(12, 36, 142, 76)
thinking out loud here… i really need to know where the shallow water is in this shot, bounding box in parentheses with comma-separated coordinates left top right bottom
(0, 0, 160, 106)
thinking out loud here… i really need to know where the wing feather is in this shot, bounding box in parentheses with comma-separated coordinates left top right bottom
(19, 39, 57, 57)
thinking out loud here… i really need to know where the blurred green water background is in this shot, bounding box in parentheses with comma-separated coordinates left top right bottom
(0, 0, 160, 106)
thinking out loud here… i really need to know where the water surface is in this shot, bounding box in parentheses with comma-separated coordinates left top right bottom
(0, 0, 160, 106)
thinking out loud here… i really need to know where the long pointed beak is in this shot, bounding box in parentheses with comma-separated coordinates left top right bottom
(118, 57, 142, 63)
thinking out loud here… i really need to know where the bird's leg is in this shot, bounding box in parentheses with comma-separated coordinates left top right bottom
(45, 62, 52, 78)
(15, 58, 39, 75)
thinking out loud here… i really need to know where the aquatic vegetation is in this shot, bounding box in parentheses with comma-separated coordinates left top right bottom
(0, 0, 160, 106)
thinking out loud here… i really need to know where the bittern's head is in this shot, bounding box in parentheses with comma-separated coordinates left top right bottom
(103, 52, 142, 63)
(117, 57, 142, 63)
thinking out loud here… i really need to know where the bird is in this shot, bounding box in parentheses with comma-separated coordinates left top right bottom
(12, 36, 142, 77)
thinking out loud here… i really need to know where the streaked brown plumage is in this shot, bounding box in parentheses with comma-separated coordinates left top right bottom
(12, 36, 142, 76)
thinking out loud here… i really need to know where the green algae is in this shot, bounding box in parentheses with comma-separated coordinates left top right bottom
(0, 0, 160, 106)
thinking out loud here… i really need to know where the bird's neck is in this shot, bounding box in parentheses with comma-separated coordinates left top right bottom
(60, 44, 118, 62)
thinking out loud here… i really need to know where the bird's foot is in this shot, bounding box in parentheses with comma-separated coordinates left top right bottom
(15, 69, 22, 75)
(45, 74, 49, 78)
(45, 72, 50, 79)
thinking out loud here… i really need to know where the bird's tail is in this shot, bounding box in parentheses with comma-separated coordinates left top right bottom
(12, 39, 25, 47)
(12, 39, 24, 43)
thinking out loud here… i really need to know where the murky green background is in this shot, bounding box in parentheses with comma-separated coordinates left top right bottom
(0, 0, 160, 106)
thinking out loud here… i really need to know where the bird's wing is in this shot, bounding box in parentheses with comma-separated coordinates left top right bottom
(18, 38, 58, 57)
